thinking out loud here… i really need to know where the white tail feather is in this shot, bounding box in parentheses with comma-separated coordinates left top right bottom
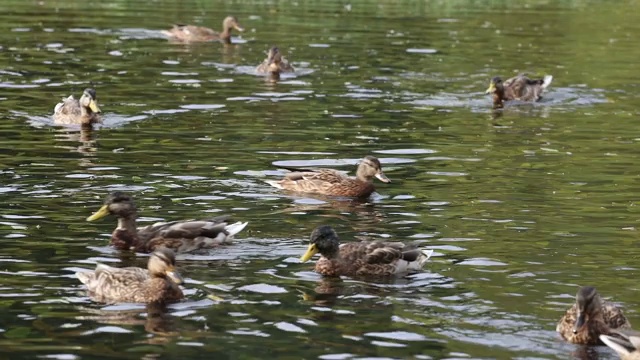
(600, 335, 632, 357)
(225, 221, 248, 237)
(542, 75, 553, 89)
(265, 180, 284, 189)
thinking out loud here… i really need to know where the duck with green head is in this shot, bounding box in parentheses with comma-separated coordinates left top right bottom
(86, 192, 248, 254)
(300, 225, 434, 277)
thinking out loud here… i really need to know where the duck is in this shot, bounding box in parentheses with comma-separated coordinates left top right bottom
(485, 74, 553, 108)
(53, 88, 102, 125)
(86, 192, 248, 254)
(256, 46, 294, 80)
(556, 286, 631, 345)
(76, 248, 184, 304)
(601, 331, 640, 360)
(162, 16, 244, 44)
(266, 155, 390, 198)
(299, 225, 434, 277)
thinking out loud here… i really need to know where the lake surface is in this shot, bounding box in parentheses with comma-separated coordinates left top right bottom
(1, 0, 640, 358)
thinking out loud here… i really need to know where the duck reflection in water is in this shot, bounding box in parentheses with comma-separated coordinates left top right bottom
(53, 125, 98, 167)
(75, 303, 176, 339)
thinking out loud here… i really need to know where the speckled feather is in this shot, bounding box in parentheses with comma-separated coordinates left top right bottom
(557, 298, 631, 344)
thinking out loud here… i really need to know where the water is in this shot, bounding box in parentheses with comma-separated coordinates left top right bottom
(1, 0, 639, 358)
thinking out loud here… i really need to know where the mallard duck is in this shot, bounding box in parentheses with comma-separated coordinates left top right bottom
(86, 192, 248, 254)
(76, 248, 184, 304)
(162, 16, 244, 44)
(601, 331, 640, 360)
(300, 225, 434, 277)
(53, 88, 101, 125)
(556, 286, 631, 345)
(266, 155, 390, 198)
(256, 46, 294, 80)
(485, 74, 553, 108)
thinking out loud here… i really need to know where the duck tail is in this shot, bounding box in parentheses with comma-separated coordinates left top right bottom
(75, 271, 93, 285)
(600, 335, 633, 357)
(265, 180, 284, 189)
(541, 75, 553, 89)
(417, 249, 434, 268)
(225, 221, 248, 237)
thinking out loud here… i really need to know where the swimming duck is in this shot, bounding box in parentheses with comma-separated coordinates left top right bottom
(485, 74, 553, 108)
(76, 248, 184, 304)
(162, 16, 244, 44)
(300, 225, 434, 277)
(53, 88, 101, 125)
(556, 286, 631, 345)
(86, 192, 248, 254)
(266, 156, 390, 198)
(256, 46, 294, 80)
(601, 331, 640, 360)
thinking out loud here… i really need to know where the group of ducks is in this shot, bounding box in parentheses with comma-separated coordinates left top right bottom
(76, 156, 430, 302)
(50, 15, 553, 126)
(49, 13, 617, 356)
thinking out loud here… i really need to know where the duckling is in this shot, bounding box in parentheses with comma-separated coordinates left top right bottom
(53, 88, 101, 125)
(86, 192, 248, 254)
(266, 155, 390, 198)
(485, 74, 553, 108)
(256, 46, 294, 80)
(300, 225, 434, 277)
(76, 248, 184, 304)
(556, 286, 631, 344)
(162, 16, 244, 44)
(601, 331, 640, 360)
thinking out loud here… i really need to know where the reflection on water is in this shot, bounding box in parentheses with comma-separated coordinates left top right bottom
(0, 0, 639, 359)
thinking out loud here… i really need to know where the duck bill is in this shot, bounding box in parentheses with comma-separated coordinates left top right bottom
(87, 205, 109, 221)
(166, 268, 184, 285)
(233, 24, 245, 32)
(89, 99, 101, 113)
(375, 171, 391, 183)
(573, 312, 585, 334)
(485, 82, 496, 94)
(300, 243, 319, 262)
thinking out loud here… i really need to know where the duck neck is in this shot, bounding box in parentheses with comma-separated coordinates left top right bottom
(220, 29, 232, 43)
(111, 215, 140, 250)
(493, 87, 505, 109)
(355, 168, 373, 182)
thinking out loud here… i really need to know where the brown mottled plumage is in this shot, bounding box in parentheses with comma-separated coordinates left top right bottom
(300, 226, 433, 277)
(76, 248, 184, 304)
(53, 88, 102, 125)
(86, 192, 248, 253)
(485, 74, 553, 108)
(601, 330, 640, 360)
(266, 156, 391, 198)
(162, 16, 244, 44)
(556, 286, 631, 345)
(256, 46, 294, 81)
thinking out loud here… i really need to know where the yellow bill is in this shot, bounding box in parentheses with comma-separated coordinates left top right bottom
(166, 268, 184, 285)
(86, 205, 109, 221)
(300, 243, 319, 262)
(89, 99, 101, 113)
(485, 82, 496, 94)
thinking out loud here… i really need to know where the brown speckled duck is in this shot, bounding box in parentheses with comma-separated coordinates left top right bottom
(266, 156, 390, 198)
(53, 88, 101, 125)
(300, 225, 434, 277)
(601, 331, 640, 360)
(256, 46, 294, 80)
(556, 286, 631, 345)
(485, 74, 553, 108)
(162, 16, 244, 44)
(76, 248, 184, 304)
(86, 192, 248, 254)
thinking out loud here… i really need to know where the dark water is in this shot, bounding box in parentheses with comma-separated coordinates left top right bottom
(1, 0, 640, 358)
